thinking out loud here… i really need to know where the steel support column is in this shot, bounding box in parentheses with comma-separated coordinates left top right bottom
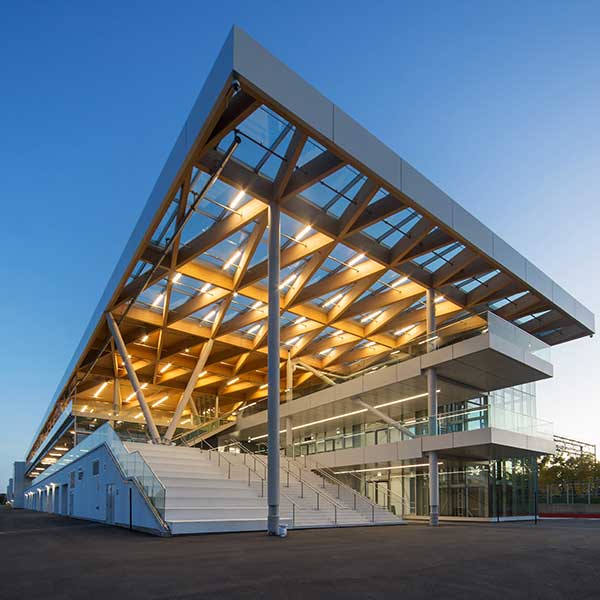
(112, 377, 121, 418)
(285, 357, 294, 457)
(164, 339, 214, 442)
(106, 312, 160, 444)
(426, 288, 439, 526)
(267, 199, 281, 535)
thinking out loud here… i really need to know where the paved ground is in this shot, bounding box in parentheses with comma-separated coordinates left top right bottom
(1, 507, 599, 599)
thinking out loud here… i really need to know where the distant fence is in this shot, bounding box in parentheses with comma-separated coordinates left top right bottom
(542, 481, 600, 505)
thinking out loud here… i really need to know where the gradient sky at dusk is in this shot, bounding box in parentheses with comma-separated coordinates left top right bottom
(1, 1, 598, 486)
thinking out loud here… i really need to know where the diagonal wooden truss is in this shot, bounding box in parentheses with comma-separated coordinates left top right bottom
(30, 74, 580, 459)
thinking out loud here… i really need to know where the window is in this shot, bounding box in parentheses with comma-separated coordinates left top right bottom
(92, 460, 100, 476)
(78, 469, 84, 481)
(69, 472, 75, 488)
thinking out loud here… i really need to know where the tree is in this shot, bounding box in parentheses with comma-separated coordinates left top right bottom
(539, 453, 600, 486)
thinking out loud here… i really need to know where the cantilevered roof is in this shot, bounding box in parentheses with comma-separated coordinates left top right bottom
(27, 26, 594, 460)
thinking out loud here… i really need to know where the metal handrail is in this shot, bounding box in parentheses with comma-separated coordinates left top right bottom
(171, 408, 238, 444)
(227, 440, 344, 512)
(193, 437, 267, 498)
(298, 452, 411, 518)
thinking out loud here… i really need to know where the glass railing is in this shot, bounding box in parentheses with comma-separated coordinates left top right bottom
(237, 311, 552, 422)
(29, 423, 166, 517)
(487, 405, 553, 440)
(173, 411, 237, 446)
(289, 404, 554, 457)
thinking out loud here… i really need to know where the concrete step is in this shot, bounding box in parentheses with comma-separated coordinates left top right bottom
(166, 495, 266, 508)
(168, 518, 277, 535)
(159, 476, 251, 488)
(164, 485, 260, 498)
(165, 506, 268, 520)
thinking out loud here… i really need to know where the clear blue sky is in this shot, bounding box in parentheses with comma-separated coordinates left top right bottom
(1, 1, 598, 487)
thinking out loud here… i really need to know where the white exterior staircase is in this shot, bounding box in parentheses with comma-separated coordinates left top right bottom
(124, 442, 404, 535)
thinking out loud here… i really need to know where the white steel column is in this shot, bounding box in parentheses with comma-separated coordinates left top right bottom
(267, 199, 281, 535)
(426, 288, 439, 526)
(106, 312, 160, 444)
(112, 377, 121, 417)
(285, 357, 293, 457)
(164, 339, 214, 441)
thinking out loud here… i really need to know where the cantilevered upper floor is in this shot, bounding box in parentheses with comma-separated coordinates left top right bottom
(25, 27, 594, 476)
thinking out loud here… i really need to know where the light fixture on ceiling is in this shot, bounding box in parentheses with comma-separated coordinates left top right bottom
(152, 292, 164, 307)
(159, 362, 172, 374)
(251, 300, 263, 310)
(322, 292, 344, 308)
(93, 381, 109, 398)
(125, 382, 148, 402)
(391, 276, 408, 288)
(203, 309, 217, 322)
(294, 316, 306, 325)
(200, 282, 212, 293)
(247, 323, 261, 335)
(360, 310, 382, 323)
(197, 370, 207, 378)
(227, 377, 240, 386)
(435, 295, 445, 303)
(223, 249, 242, 270)
(152, 395, 169, 408)
(230, 189, 246, 209)
(394, 324, 416, 336)
(295, 225, 312, 242)
(347, 253, 365, 268)
(285, 336, 300, 346)
(172, 272, 182, 283)
(279, 273, 298, 290)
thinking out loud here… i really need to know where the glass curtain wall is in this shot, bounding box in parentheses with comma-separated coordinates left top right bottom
(342, 457, 537, 519)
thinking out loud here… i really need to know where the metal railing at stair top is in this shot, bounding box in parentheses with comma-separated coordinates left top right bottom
(295, 452, 411, 520)
(171, 408, 238, 446)
(198, 439, 314, 527)
(225, 440, 347, 525)
(181, 436, 268, 498)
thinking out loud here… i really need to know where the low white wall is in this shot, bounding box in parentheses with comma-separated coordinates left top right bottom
(23, 445, 164, 534)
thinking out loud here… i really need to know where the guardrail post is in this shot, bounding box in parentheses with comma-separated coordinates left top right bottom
(316, 493, 319, 510)
(334, 505, 337, 525)
(372, 504, 375, 523)
(588, 482, 591, 505)
(301, 481, 304, 499)
(292, 503, 295, 527)
(228, 463, 231, 479)
(354, 495, 357, 510)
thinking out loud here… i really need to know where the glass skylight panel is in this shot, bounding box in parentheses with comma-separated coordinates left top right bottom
(368, 187, 389, 206)
(296, 137, 326, 168)
(207, 231, 251, 270)
(151, 199, 180, 247)
(257, 126, 294, 181)
(167, 288, 195, 310)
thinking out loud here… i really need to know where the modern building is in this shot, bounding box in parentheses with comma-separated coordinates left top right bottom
(12, 27, 594, 534)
